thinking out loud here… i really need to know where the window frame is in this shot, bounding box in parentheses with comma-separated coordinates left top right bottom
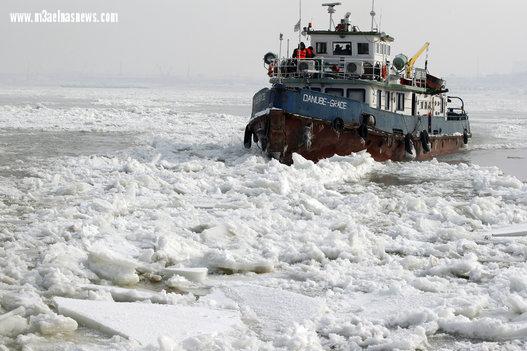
(396, 93, 405, 111)
(385, 91, 391, 110)
(332, 41, 352, 56)
(347, 88, 366, 102)
(315, 42, 327, 55)
(325, 88, 344, 97)
(357, 43, 370, 55)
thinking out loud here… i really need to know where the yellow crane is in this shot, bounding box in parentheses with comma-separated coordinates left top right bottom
(406, 42, 430, 78)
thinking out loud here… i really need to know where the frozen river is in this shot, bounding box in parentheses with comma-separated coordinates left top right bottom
(0, 85, 527, 350)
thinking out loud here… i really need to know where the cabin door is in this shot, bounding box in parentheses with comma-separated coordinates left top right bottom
(411, 93, 417, 116)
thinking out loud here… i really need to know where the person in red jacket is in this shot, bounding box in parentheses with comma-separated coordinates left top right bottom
(306, 46, 315, 58)
(295, 42, 307, 59)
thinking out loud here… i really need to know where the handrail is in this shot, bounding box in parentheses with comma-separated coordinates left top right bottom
(268, 57, 385, 81)
(446, 96, 467, 116)
(268, 57, 435, 90)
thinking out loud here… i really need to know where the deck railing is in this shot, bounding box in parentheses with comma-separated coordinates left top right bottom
(268, 58, 384, 81)
(268, 58, 443, 92)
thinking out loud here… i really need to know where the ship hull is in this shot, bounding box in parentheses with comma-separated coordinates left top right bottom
(245, 86, 470, 164)
(246, 109, 466, 164)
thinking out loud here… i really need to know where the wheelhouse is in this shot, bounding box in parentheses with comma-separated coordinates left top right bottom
(265, 4, 459, 120)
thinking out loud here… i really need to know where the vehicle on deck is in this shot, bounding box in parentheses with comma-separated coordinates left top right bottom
(244, 2, 471, 164)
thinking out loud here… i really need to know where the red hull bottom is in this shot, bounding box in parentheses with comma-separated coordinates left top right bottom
(247, 110, 467, 165)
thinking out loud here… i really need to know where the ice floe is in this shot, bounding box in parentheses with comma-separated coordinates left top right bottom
(54, 297, 243, 347)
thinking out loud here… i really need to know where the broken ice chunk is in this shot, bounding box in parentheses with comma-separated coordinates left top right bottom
(159, 267, 208, 283)
(204, 251, 274, 274)
(221, 284, 325, 337)
(490, 223, 527, 238)
(87, 248, 139, 286)
(0, 307, 28, 337)
(29, 313, 78, 335)
(54, 297, 243, 346)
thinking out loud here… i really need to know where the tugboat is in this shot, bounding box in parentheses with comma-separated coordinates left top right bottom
(244, 2, 471, 164)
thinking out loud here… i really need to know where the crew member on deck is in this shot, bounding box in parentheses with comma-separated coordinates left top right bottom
(306, 46, 315, 58)
(294, 42, 307, 59)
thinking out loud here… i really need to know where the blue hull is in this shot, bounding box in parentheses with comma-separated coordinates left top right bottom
(246, 85, 471, 163)
(251, 85, 470, 137)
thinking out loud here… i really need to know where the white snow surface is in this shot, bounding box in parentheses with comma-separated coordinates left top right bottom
(490, 223, 527, 237)
(54, 297, 243, 347)
(0, 86, 527, 350)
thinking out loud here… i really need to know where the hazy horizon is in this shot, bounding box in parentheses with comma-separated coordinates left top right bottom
(1, 0, 526, 84)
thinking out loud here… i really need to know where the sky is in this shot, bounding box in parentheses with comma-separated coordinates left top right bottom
(1, 0, 526, 83)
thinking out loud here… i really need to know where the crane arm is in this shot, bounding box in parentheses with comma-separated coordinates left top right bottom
(406, 42, 430, 78)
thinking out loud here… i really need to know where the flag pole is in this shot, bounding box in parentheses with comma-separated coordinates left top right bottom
(298, 0, 302, 46)
(278, 33, 283, 83)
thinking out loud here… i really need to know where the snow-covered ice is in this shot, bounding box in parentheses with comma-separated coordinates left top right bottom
(490, 223, 527, 237)
(0, 86, 527, 350)
(54, 297, 243, 347)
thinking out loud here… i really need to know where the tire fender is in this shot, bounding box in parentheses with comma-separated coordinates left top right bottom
(420, 130, 431, 153)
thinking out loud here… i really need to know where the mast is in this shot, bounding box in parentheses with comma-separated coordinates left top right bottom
(278, 33, 283, 83)
(322, 3, 341, 31)
(299, 0, 302, 45)
(370, 0, 376, 32)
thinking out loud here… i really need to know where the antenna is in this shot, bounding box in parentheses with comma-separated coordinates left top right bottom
(370, 0, 377, 32)
(322, 2, 341, 31)
(279, 33, 283, 83)
(299, 0, 302, 45)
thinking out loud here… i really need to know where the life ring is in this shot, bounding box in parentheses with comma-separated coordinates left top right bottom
(381, 64, 388, 80)
(420, 130, 431, 153)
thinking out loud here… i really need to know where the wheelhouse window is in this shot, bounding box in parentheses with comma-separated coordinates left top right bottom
(357, 43, 370, 55)
(380, 43, 390, 55)
(315, 42, 327, 54)
(333, 42, 352, 56)
(325, 88, 344, 97)
(396, 93, 405, 111)
(377, 90, 382, 109)
(385, 91, 391, 110)
(347, 89, 366, 102)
